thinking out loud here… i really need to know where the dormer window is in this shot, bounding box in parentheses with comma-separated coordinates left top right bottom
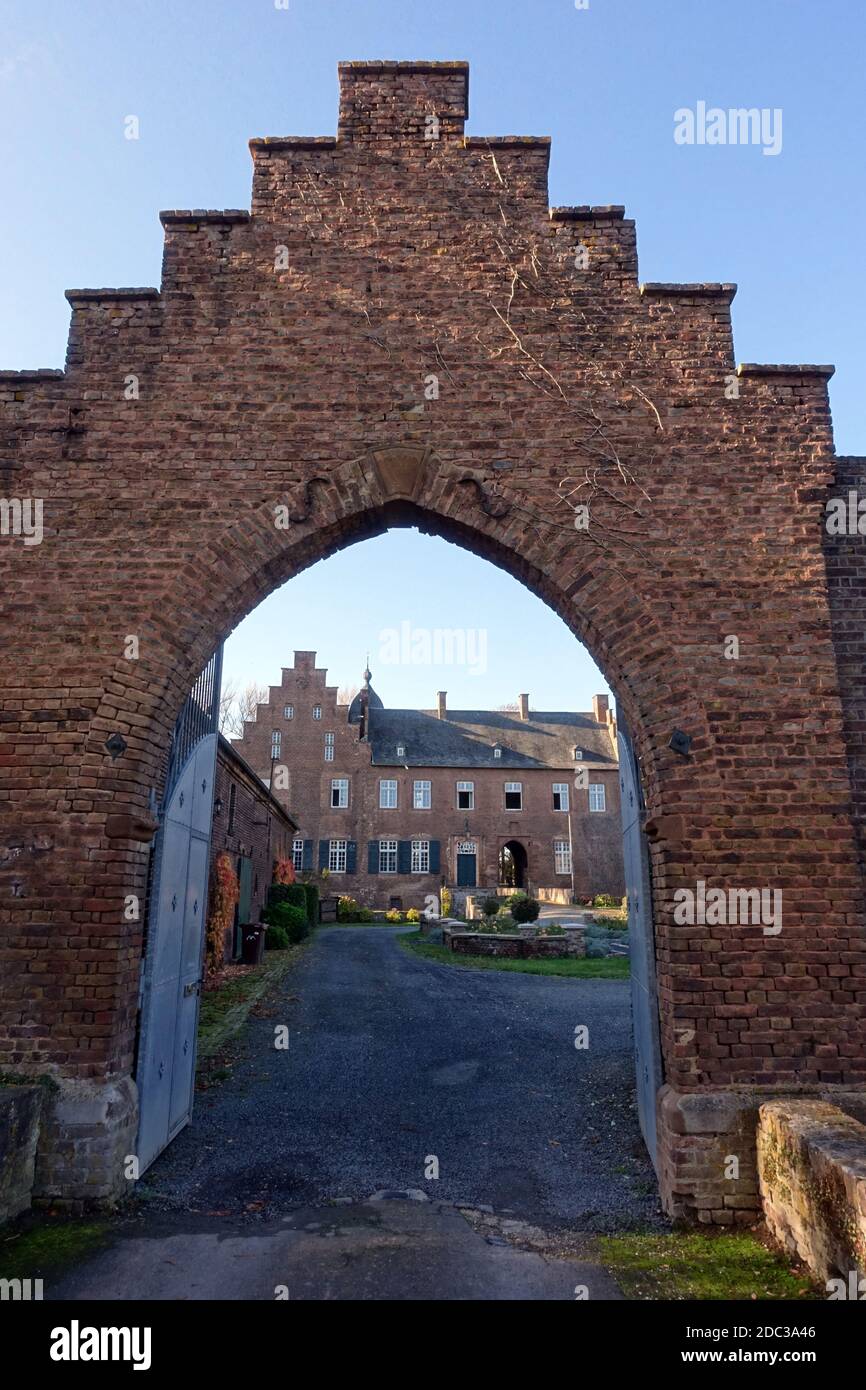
(493, 745, 502, 759)
(573, 746, 584, 761)
(396, 743, 406, 758)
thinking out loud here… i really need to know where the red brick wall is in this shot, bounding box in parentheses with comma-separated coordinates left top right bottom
(209, 744, 294, 961)
(0, 61, 863, 1206)
(826, 456, 866, 871)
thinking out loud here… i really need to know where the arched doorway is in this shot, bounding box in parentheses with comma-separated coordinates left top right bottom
(1, 60, 862, 1226)
(499, 840, 528, 889)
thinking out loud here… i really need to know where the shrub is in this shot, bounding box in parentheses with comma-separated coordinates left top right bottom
(405, 908, 421, 923)
(273, 857, 296, 885)
(303, 882, 319, 927)
(481, 895, 501, 917)
(357, 907, 374, 922)
(510, 895, 540, 923)
(539, 922, 566, 936)
(440, 886, 452, 918)
(338, 895, 360, 922)
(268, 882, 306, 911)
(263, 901, 308, 943)
(282, 904, 309, 942)
(265, 924, 290, 950)
(206, 852, 239, 977)
(593, 893, 619, 909)
(385, 908, 403, 922)
(596, 914, 626, 931)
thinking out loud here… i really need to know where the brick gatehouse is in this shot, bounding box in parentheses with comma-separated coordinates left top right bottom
(1, 61, 864, 1219)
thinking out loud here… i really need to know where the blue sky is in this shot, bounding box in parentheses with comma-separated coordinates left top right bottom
(2, 0, 863, 709)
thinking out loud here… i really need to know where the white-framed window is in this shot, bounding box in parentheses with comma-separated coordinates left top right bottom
(505, 781, 523, 810)
(553, 783, 569, 812)
(331, 778, 348, 808)
(589, 783, 606, 812)
(270, 730, 281, 758)
(457, 780, 474, 810)
(313, 705, 322, 720)
(329, 839, 347, 873)
(324, 732, 335, 762)
(411, 839, 430, 873)
(493, 745, 502, 759)
(379, 779, 398, 809)
(413, 779, 431, 809)
(284, 705, 294, 720)
(379, 839, 398, 874)
(292, 837, 304, 870)
(554, 839, 572, 875)
(396, 743, 406, 758)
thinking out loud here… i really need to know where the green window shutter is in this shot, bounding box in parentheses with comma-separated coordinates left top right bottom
(318, 839, 328, 870)
(429, 840, 441, 874)
(346, 841, 357, 874)
(303, 840, 314, 872)
(397, 840, 412, 874)
(367, 840, 378, 874)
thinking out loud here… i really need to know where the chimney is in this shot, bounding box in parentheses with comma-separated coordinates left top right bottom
(518, 693, 529, 721)
(436, 691, 447, 720)
(592, 693, 609, 724)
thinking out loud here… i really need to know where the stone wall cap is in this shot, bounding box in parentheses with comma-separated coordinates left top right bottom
(65, 288, 161, 303)
(641, 282, 737, 301)
(160, 209, 250, 225)
(551, 205, 626, 221)
(249, 137, 337, 152)
(338, 60, 469, 73)
(466, 135, 551, 148)
(0, 369, 65, 380)
(737, 362, 835, 379)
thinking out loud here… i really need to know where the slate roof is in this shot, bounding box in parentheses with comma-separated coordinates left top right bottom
(347, 684, 384, 723)
(367, 708, 617, 770)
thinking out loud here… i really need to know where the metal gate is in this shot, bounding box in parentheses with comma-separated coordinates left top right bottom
(617, 715, 663, 1172)
(135, 648, 222, 1173)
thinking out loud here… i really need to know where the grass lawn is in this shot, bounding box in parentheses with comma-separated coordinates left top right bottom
(397, 929, 630, 979)
(600, 1230, 820, 1301)
(0, 1217, 111, 1283)
(197, 943, 307, 1064)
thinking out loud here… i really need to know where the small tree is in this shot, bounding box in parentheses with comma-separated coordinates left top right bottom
(511, 895, 540, 924)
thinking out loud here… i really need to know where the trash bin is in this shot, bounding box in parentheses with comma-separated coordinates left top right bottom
(241, 923, 265, 965)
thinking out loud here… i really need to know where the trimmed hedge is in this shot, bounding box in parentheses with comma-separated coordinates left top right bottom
(302, 882, 319, 927)
(265, 924, 290, 950)
(263, 901, 308, 943)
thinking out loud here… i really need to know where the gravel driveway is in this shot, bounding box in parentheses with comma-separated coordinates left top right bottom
(141, 926, 662, 1231)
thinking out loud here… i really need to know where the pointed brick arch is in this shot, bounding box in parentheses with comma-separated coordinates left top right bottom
(1, 61, 863, 1219)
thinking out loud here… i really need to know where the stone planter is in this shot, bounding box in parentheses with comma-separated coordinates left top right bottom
(442, 927, 585, 959)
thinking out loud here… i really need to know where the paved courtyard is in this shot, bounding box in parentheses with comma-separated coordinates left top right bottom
(52, 926, 662, 1300)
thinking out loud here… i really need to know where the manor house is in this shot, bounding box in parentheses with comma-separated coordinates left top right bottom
(232, 651, 624, 909)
